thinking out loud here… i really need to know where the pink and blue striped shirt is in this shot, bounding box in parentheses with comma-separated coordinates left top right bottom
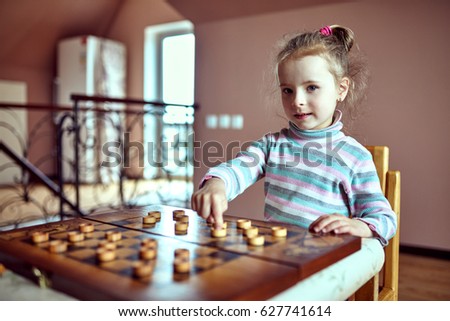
(204, 112, 397, 245)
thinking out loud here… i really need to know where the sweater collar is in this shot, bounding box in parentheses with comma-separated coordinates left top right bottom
(288, 110, 344, 140)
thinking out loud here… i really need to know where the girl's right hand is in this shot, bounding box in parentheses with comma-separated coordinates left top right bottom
(191, 177, 228, 229)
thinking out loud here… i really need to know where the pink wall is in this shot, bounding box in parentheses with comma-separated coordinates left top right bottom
(193, 0, 450, 251)
(107, 0, 183, 100)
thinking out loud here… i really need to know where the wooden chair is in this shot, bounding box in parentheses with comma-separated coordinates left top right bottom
(355, 146, 401, 301)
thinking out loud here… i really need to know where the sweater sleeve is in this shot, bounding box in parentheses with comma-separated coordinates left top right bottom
(203, 135, 270, 201)
(348, 156, 398, 246)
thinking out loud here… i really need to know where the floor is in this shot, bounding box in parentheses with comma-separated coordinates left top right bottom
(398, 253, 450, 301)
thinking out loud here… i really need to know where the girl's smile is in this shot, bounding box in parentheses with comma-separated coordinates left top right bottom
(294, 112, 313, 120)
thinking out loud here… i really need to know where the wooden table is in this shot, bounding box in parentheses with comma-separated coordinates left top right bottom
(0, 205, 361, 300)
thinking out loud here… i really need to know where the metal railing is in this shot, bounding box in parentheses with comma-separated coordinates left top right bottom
(0, 95, 197, 229)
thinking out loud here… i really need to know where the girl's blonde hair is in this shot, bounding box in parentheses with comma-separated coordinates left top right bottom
(276, 25, 369, 121)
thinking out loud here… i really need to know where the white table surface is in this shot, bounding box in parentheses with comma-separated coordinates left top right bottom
(269, 237, 384, 300)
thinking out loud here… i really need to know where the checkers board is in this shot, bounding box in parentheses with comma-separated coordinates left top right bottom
(0, 205, 361, 300)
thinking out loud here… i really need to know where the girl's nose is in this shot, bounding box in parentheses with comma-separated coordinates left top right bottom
(293, 92, 306, 107)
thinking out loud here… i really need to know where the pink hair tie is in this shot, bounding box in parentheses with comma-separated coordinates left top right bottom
(319, 26, 333, 36)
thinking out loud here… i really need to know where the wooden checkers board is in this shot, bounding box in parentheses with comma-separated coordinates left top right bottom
(0, 205, 361, 300)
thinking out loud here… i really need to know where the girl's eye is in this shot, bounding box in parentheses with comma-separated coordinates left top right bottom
(307, 85, 318, 92)
(281, 88, 293, 94)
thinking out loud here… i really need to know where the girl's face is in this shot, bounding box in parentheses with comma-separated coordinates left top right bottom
(278, 55, 349, 130)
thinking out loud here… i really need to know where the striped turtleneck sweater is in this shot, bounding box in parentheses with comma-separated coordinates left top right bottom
(204, 111, 397, 246)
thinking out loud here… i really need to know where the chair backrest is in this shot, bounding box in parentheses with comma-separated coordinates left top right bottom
(355, 146, 401, 301)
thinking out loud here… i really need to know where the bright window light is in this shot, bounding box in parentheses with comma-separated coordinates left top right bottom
(162, 33, 195, 124)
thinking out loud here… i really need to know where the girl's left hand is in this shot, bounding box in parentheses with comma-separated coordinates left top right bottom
(309, 214, 373, 238)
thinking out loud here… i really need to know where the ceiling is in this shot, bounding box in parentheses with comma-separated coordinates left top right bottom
(0, 0, 343, 73)
(0, 0, 124, 71)
(167, 0, 344, 23)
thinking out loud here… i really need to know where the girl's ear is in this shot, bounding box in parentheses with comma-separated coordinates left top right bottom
(338, 77, 350, 101)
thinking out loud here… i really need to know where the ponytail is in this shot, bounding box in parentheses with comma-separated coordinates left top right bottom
(322, 25, 354, 53)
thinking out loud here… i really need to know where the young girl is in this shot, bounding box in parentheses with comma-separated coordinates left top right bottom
(191, 25, 397, 246)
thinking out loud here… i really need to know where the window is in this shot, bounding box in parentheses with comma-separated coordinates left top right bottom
(162, 33, 195, 123)
(144, 21, 195, 181)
